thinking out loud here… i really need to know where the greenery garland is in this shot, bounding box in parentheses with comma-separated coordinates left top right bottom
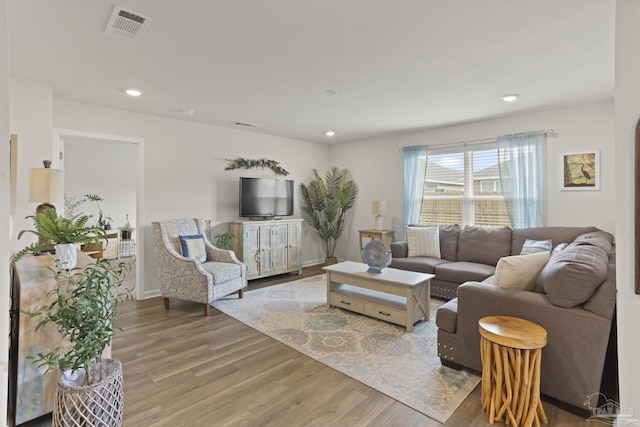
(224, 157, 290, 176)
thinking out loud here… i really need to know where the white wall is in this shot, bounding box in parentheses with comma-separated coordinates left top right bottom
(329, 101, 615, 262)
(8, 79, 55, 253)
(64, 137, 137, 237)
(1, 0, 10, 423)
(614, 0, 640, 414)
(51, 98, 330, 297)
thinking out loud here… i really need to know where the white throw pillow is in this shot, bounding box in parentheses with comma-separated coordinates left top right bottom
(493, 251, 550, 291)
(407, 226, 441, 258)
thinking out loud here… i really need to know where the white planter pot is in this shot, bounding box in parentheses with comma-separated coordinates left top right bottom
(55, 243, 78, 270)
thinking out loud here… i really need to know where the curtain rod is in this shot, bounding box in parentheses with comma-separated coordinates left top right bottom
(400, 129, 558, 152)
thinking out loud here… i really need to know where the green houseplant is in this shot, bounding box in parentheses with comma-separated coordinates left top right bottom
(299, 166, 359, 264)
(84, 194, 112, 229)
(24, 257, 132, 426)
(215, 231, 237, 250)
(11, 207, 107, 268)
(120, 214, 133, 240)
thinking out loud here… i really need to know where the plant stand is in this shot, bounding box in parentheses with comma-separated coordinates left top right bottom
(53, 359, 124, 427)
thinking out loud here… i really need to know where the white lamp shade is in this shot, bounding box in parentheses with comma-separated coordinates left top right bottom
(29, 167, 64, 203)
(372, 201, 387, 216)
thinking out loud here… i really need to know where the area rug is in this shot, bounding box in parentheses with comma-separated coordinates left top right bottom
(212, 274, 480, 423)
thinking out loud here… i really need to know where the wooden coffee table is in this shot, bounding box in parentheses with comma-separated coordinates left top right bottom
(323, 261, 434, 332)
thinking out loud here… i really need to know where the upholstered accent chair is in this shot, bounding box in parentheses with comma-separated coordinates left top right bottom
(152, 218, 247, 316)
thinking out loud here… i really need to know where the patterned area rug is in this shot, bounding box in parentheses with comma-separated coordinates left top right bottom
(213, 274, 480, 423)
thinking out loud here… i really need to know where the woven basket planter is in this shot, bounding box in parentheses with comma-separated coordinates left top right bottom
(53, 359, 124, 427)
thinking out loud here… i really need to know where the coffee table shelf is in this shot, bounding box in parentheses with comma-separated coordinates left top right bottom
(323, 261, 434, 332)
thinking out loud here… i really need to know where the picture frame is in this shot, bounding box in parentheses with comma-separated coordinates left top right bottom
(561, 150, 600, 191)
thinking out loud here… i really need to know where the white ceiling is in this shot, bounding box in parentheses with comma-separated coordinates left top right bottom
(7, 0, 615, 144)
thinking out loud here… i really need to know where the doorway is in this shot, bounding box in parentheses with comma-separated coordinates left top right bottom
(54, 129, 145, 300)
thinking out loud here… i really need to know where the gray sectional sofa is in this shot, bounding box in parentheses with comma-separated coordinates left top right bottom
(390, 224, 617, 413)
(390, 224, 601, 300)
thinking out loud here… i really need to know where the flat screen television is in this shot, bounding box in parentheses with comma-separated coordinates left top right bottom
(239, 177, 294, 219)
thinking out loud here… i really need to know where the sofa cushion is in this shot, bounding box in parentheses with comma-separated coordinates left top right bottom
(572, 231, 614, 255)
(552, 242, 569, 256)
(520, 239, 552, 255)
(435, 261, 496, 284)
(439, 224, 461, 261)
(390, 241, 409, 258)
(536, 244, 608, 308)
(493, 251, 550, 291)
(583, 255, 617, 319)
(435, 299, 458, 333)
(456, 226, 512, 266)
(390, 256, 449, 274)
(407, 226, 441, 258)
(511, 226, 598, 256)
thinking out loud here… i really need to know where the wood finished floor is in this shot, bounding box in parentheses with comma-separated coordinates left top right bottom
(22, 265, 593, 426)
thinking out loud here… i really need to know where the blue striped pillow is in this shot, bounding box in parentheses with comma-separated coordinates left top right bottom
(520, 238, 552, 255)
(179, 234, 207, 263)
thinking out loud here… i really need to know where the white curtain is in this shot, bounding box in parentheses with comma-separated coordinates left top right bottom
(403, 146, 426, 234)
(497, 131, 547, 228)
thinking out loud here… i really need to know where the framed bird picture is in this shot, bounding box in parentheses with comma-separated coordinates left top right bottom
(562, 150, 600, 190)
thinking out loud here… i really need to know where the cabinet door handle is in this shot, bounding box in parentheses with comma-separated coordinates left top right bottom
(340, 300, 351, 305)
(378, 311, 391, 317)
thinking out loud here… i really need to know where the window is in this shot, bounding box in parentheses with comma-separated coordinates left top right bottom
(418, 145, 511, 227)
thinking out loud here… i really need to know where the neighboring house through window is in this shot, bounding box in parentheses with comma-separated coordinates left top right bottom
(419, 145, 511, 227)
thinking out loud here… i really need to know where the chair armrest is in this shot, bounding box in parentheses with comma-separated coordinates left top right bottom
(162, 243, 211, 275)
(204, 240, 243, 265)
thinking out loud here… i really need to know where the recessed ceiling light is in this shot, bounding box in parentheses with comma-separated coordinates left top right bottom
(325, 130, 336, 137)
(324, 89, 338, 95)
(501, 94, 519, 102)
(125, 89, 143, 97)
(181, 108, 196, 116)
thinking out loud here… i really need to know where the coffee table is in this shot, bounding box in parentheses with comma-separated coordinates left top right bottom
(323, 261, 434, 332)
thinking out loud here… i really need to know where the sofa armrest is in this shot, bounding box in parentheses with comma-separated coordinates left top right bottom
(390, 241, 408, 258)
(454, 281, 613, 408)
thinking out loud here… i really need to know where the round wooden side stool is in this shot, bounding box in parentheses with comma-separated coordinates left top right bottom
(479, 316, 548, 426)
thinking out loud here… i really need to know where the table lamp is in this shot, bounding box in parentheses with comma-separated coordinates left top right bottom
(29, 160, 64, 247)
(372, 200, 386, 230)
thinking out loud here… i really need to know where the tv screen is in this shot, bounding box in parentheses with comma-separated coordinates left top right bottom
(239, 177, 294, 219)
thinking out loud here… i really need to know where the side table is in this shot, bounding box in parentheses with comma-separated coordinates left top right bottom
(358, 229, 395, 261)
(479, 316, 548, 426)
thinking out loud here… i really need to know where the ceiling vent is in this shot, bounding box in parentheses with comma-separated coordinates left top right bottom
(105, 6, 151, 40)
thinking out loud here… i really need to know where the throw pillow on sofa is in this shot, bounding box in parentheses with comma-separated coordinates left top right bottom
(493, 251, 551, 291)
(407, 226, 441, 258)
(520, 238, 552, 255)
(536, 244, 608, 308)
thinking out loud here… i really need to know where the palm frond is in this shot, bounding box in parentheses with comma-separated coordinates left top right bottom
(298, 167, 358, 259)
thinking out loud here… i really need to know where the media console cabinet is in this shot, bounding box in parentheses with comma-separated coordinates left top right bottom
(323, 261, 434, 332)
(230, 219, 302, 280)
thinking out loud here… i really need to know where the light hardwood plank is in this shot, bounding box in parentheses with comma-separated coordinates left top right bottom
(21, 266, 595, 427)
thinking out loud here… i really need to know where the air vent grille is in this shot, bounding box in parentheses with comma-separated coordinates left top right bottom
(105, 6, 151, 40)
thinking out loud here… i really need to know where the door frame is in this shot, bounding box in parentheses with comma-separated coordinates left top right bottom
(53, 128, 145, 300)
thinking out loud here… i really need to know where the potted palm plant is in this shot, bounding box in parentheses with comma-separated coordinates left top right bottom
(299, 166, 359, 264)
(11, 207, 107, 269)
(24, 257, 132, 427)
